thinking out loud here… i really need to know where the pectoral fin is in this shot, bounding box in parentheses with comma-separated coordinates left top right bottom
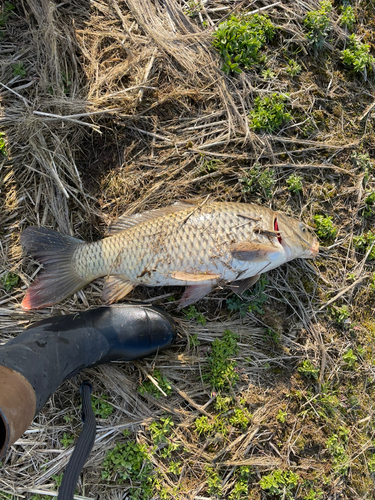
(230, 242, 280, 262)
(229, 275, 260, 294)
(172, 271, 221, 282)
(179, 283, 213, 309)
(102, 275, 134, 304)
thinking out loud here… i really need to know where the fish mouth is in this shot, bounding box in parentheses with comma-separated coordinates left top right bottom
(310, 239, 319, 257)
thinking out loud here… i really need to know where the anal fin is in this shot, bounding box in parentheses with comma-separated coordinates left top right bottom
(179, 283, 213, 309)
(229, 275, 260, 295)
(102, 275, 134, 304)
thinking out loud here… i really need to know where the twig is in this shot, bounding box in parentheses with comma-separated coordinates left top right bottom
(318, 274, 370, 311)
(0, 81, 31, 105)
(180, 194, 210, 225)
(137, 49, 157, 103)
(359, 100, 375, 121)
(33, 109, 122, 119)
(135, 363, 168, 397)
(264, 162, 353, 175)
(268, 136, 360, 149)
(31, 111, 102, 132)
(126, 126, 173, 142)
(244, 2, 281, 16)
(172, 385, 212, 417)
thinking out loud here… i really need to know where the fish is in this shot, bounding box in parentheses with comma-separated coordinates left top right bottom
(20, 200, 319, 310)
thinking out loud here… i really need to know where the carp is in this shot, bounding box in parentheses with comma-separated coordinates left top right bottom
(20, 201, 319, 309)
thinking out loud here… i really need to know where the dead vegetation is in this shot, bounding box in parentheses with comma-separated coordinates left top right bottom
(1, 0, 375, 498)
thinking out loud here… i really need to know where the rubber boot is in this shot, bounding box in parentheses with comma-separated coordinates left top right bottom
(0, 303, 176, 458)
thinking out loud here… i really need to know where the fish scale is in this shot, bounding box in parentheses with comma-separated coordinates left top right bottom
(20, 201, 319, 309)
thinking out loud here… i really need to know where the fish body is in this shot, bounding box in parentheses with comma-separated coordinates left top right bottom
(21, 201, 319, 309)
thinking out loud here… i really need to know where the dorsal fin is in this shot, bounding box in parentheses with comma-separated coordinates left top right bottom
(105, 201, 196, 236)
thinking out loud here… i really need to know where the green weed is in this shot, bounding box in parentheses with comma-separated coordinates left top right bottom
(326, 427, 350, 476)
(331, 304, 350, 325)
(149, 416, 174, 444)
(102, 435, 153, 498)
(341, 34, 374, 78)
(60, 432, 74, 448)
(276, 409, 287, 423)
(0, 272, 19, 292)
(261, 68, 276, 79)
(0, 133, 7, 156)
(189, 333, 200, 347)
(286, 173, 303, 194)
(340, 5, 355, 30)
(203, 329, 239, 391)
(303, 487, 324, 500)
(183, 305, 206, 325)
(364, 192, 375, 217)
(52, 474, 63, 488)
(225, 291, 248, 317)
(214, 395, 232, 412)
(168, 461, 181, 475)
(264, 327, 281, 346)
(229, 407, 252, 430)
(229, 466, 252, 499)
(286, 58, 302, 76)
(342, 348, 358, 369)
(0, 2, 14, 30)
(370, 272, 375, 291)
(313, 215, 337, 240)
(195, 415, 213, 436)
(316, 385, 340, 419)
(205, 466, 222, 496)
(212, 14, 275, 74)
(367, 453, 375, 473)
(249, 93, 292, 132)
(138, 369, 172, 399)
(297, 383, 339, 420)
(239, 164, 275, 199)
(353, 231, 375, 260)
(185, 0, 201, 18)
(91, 394, 114, 419)
(304, 0, 332, 50)
(159, 441, 180, 459)
(351, 152, 373, 184)
(298, 360, 320, 381)
(197, 157, 223, 176)
(195, 415, 228, 437)
(260, 470, 300, 499)
(12, 62, 26, 78)
(226, 275, 269, 316)
(62, 72, 72, 94)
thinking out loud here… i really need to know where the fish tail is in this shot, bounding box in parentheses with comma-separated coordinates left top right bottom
(21, 227, 88, 309)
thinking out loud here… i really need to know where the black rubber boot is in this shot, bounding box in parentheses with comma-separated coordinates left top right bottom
(0, 303, 176, 458)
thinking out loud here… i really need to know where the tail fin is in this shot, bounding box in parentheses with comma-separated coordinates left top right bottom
(21, 227, 88, 309)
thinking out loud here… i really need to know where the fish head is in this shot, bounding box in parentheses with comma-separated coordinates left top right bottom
(275, 213, 319, 260)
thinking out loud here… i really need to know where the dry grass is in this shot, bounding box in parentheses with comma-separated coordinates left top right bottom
(1, 0, 375, 498)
